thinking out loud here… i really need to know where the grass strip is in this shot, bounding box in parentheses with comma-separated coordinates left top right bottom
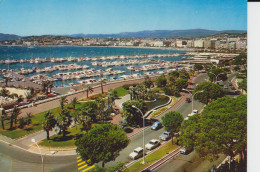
(127, 141, 179, 172)
(148, 96, 180, 119)
(0, 102, 86, 139)
(39, 125, 84, 148)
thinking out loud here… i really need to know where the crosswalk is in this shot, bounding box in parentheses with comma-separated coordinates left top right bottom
(77, 156, 95, 172)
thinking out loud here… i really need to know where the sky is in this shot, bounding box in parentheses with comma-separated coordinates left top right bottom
(0, 0, 247, 36)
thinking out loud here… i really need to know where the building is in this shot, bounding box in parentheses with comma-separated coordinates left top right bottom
(194, 40, 204, 48)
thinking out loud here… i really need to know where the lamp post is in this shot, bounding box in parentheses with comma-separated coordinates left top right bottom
(32, 138, 44, 172)
(183, 89, 204, 114)
(209, 72, 223, 83)
(132, 105, 146, 164)
(230, 59, 235, 73)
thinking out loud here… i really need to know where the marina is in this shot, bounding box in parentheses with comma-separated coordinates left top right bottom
(0, 46, 191, 87)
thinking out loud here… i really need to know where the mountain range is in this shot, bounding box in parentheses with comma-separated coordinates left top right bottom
(0, 29, 246, 41)
(67, 29, 246, 38)
(0, 33, 21, 41)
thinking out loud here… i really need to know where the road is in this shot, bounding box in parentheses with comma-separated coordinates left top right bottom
(0, 73, 238, 172)
(0, 140, 77, 172)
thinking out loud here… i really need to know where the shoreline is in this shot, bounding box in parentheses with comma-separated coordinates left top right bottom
(0, 44, 194, 51)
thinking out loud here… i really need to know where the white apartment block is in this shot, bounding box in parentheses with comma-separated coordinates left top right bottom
(194, 40, 204, 48)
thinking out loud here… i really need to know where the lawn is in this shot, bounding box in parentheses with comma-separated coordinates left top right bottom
(114, 86, 129, 97)
(127, 141, 179, 172)
(148, 96, 180, 119)
(0, 102, 87, 139)
(39, 125, 85, 148)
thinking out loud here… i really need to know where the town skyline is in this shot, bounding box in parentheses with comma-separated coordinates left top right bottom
(0, 0, 247, 36)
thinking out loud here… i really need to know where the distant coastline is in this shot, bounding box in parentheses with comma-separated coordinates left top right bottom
(0, 44, 195, 52)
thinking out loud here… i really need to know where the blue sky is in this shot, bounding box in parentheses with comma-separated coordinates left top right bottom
(0, 0, 247, 36)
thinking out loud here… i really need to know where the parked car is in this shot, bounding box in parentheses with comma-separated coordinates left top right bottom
(180, 147, 191, 155)
(223, 85, 228, 89)
(129, 147, 143, 160)
(145, 139, 160, 150)
(151, 121, 162, 130)
(185, 97, 191, 103)
(188, 109, 198, 117)
(159, 131, 171, 141)
(27, 99, 34, 103)
(47, 93, 55, 97)
(180, 147, 188, 154)
(230, 86, 236, 90)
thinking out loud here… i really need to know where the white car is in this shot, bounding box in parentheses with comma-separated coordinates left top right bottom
(129, 147, 143, 160)
(145, 139, 160, 150)
(188, 109, 198, 117)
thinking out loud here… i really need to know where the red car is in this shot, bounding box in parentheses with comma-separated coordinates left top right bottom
(47, 93, 55, 97)
(185, 98, 191, 103)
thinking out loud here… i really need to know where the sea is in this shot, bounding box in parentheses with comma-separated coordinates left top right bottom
(0, 46, 189, 86)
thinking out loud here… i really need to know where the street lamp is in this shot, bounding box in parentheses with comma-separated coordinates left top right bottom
(32, 138, 44, 172)
(132, 105, 146, 164)
(230, 59, 235, 73)
(209, 72, 223, 83)
(183, 89, 204, 114)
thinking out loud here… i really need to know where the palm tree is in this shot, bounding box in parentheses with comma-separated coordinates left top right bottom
(71, 97, 77, 110)
(100, 79, 106, 94)
(59, 96, 68, 110)
(0, 87, 10, 97)
(144, 76, 154, 91)
(3, 76, 9, 87)
(25, 112, 32, 126)
(48, 81, 54, 93)
(42, 111, 56, 140)
(73, 108, 92, 131)
(57, 109, 72, 137)
(10, 106, 21, 129)
(41, 81, 48, 94)
(85, 85, 93, 98)
(12, 106, 21, 125)
(0, 113, 7, 130)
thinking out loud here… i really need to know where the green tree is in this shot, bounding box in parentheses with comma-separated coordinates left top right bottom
(179, 96, 247, 161)
(207, 68, 227, 82)
(179, 69, 190, 80)
(238, 78, 247, 93)
(100, 79, 106, 94)
(12, 106, 21, 126)
(89, 162, 126, 172)
(0, 87, 10, 97)
(161, 111, 183, 144)
(75, 123, 130, 167)
(59, 96, 68, 110)
(194, 64, 203, 73)
(194, 82, 225, 104)
(85, 85, 94, 98)
(233, 53, 247, 74)
(18, 117, 26, 129)
(168, 70, 179, 79)
(155, 74, 167, 88)
(144, 75, 154, 91)
(71, 97, 78, 110)
(122, 100, 145, 127)
(163, 85, 179, 96)
(25, 112, 32, 126)
(42, 111, 57, 140)
(0, 113, 7, 130)
(57, 109, 72, 137)
(175, 78, 188, 91)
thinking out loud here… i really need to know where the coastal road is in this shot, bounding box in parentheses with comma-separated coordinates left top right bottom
(18, 76, 157, 117)
(0, 140, 77, 172)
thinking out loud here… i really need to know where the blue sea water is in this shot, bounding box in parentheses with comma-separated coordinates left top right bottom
(0, 46, 189, 86)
